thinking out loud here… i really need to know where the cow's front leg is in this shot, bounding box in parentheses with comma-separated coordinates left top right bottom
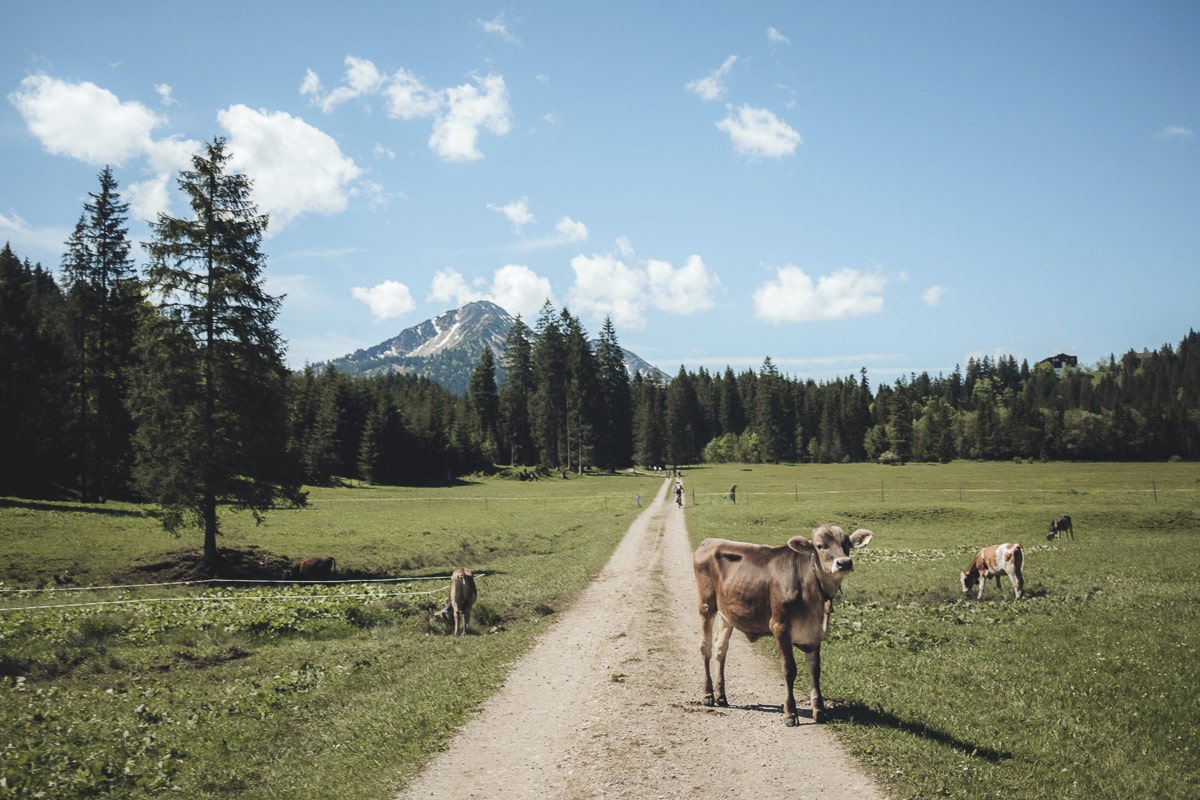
(699, 609, 716, 707)
(712, 615, 733, 707)
(804, 645, 825, 723)
(773, 630, 799, 726)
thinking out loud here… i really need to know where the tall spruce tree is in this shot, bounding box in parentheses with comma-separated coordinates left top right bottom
(132, 138, 304, 568)
(593, 316, 633, 471)
(531, 302, 568, 468)
(468, 347, 501, 463)
(562, 310, 598, 474)
(59, 167, 141, 501)
(499, 316, 535, 465)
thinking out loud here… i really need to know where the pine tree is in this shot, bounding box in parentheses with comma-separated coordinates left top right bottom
(531, 302, 568, 468)
(0, 246, 73, 495)
(593, 317, 633, 471)
(666, 366, 700, 466)
(468, 347, 501, 463)
(132, 139, 304, 569)
(499, 316, 535, 465)
(562, 310, 598, 474)
(59, 167, 141, 501)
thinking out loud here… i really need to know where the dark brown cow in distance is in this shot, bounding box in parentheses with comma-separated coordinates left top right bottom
(292, 556, 336, 581)
(441, 568, 477, 636)
(693, 523, 874, 726)
(1047, 514, 1074, 540)
(961, 543, 1024, 600)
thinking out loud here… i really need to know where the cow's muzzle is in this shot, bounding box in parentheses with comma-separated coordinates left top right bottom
(834, 557, 853, 572)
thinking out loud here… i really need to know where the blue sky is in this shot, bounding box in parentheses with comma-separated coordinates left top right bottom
(4, 2, 1197, 384)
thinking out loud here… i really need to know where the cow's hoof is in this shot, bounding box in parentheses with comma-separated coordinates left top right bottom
(717, 697, 729, 708)
(812, 709, 825, 724)
(785, 715, 798, 727)
(702, 695, 715, 708)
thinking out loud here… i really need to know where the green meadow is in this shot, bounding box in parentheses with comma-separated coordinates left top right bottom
(682, 461, 1200, 800)
(3, 461, 1199, 799)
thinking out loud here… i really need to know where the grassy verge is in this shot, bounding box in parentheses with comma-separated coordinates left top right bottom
(1, 471, 660, 799)
(681, 461, 1200, 800)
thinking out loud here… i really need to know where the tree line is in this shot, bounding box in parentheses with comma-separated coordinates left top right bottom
(3, 148, 1199, 542)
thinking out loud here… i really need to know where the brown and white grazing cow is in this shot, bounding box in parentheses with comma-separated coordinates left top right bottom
(293, 556, 336, 581)
(961, 543, 1024, 600)
(441, 568, 477, 636)
(1047, 514, 1074, 540)
(694, 523, 874, 726)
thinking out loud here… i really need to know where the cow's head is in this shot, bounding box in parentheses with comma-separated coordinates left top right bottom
(788, 523, 873, 575)
(960, 570, 977, 593)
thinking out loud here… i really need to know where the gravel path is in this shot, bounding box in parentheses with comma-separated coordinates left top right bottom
(397, 478, 890, 800)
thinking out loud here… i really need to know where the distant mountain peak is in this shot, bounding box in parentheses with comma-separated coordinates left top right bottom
(319, 300, 665, 394)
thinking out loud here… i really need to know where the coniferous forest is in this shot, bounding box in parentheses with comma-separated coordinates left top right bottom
(3, 159, 1199, 509)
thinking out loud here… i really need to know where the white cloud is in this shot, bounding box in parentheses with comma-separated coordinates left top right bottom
(382, 67, 442, 120)
(429, 268, 484, 306)
(429, 73, 511, 162)
(716, 104, 802, 158)
(351, 280, 415, 321)
(1157, 125, 1194, 140)
(0, 211, 69, 257)
(767, 27, 791, 46)
(685, 55, 738, 102)
(478, 14, 518, 43)
(9, 74, 362, 229)
(509, 214, 590, 251)
(554, 216, 588, 242)
(488, 197, 535, 231)
(9, 74, 165, 165)
(299, 69, 322, 98)
(303, 57, 511, 161)
(568, 253, 646, 329)
(753, 265, 885, 323)
(219, 104, 363, 229)
(922, 285, 947, 306)
(429, 265, 556, 319)
(302, 55, 386, 113)
(491, 264, 557, 318)
(155, 83, 177, 106)
(646, 254, 721, 315)
(566, 249, 722, 329)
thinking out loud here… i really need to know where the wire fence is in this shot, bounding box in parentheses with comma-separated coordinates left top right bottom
(0, 573, 481, 613)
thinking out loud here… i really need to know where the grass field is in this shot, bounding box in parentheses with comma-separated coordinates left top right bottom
(2, 461, 1198, 799)
(682, 461, 1200, 799)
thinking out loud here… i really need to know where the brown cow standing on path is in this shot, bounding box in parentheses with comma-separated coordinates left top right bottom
(1047, 514, 1074, 540)
(443, 568, 477, 636)
(293, 556, 336, 581)
(961, 543, 1024, 600)
(693, 523, 874, 726)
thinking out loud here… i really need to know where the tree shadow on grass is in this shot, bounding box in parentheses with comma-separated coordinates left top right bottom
(827, 700, 1013, 762)
(0, 497, 150, 518)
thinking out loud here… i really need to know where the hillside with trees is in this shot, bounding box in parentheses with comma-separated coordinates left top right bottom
(2, 162, 1199, 510)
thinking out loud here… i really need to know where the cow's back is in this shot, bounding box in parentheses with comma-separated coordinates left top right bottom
(694, 538, 810, 640)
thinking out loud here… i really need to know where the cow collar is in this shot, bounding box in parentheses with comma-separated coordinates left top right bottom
(810, 559, 838, 613)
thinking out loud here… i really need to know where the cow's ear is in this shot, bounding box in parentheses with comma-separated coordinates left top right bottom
(787, 536, 814, 553)
(849, 528, 874, 549)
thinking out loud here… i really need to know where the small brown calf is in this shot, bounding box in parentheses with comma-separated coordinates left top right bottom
(293, 556, 336, 581)
(442, 568, 477, 636)
(1046, 514, 1074, 540)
